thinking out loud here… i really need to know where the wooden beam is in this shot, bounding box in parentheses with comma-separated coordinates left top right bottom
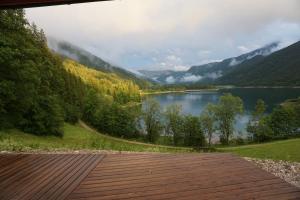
(0, 0, 112, 9)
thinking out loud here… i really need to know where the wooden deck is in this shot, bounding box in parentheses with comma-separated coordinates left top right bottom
(0, 153, 299, 200)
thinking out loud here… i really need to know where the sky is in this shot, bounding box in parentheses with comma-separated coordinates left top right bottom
(26, 0, 300, 71)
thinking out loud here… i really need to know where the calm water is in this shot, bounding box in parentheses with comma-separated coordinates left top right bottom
(144, 88, 300, 135)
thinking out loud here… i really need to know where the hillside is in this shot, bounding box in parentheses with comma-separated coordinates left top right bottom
(63, 59, 141, 104)
(0, 10, 142, 140)
(48, 38, 151, 89)
(0, 122, 192, 153)
(217, 41, 300, 86)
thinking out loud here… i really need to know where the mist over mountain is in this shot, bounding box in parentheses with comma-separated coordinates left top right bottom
(48, 38, 151, 88)
(139, 42, 284, 85)
(137, 70, 175, 83)
(217, 41, 300, 86)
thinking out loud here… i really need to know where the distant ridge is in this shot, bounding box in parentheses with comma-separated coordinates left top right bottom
(139, 42, 280, 84)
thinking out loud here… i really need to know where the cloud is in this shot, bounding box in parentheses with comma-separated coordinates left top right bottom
(205, 71, 222, 79)
(166, 55, 182, 63)
(237, 46, 250, 54)
(25, 0, 300, 70)
(197, 50, 212, 56)
(150, 54, 188, 71)
(180, 74, 203, 82)
(126, 69, 144, 77)
(196, 59, 222, 65)
(166, 76, 176, 84)
(174, 65, 190, 71)
(229, 58, 242, 66)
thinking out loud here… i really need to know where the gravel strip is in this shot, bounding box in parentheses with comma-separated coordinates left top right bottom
(245, 157, 300, 188)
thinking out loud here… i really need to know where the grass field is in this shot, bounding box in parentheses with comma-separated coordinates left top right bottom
(0, 123, 192, 153)
(1, 123, 299, 161)
(219, 138, 300, 162)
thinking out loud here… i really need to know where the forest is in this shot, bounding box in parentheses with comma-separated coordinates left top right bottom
(0, 10, 141, 138)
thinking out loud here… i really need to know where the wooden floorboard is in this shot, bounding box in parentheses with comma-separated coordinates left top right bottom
(0, 153, 298, 200)
(0, 154, 105, 200)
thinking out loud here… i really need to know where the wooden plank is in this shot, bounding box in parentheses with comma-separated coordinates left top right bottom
(30, 154, 104, 200)
(82, 164, 258, 186)
(0, 153, 299, 200)
(76, 167, 272, 192)
(0, 154, 54, 190)
(13, 154, 79, 200)
(94, 155, 237, 171)
(69, 153, 300, 200)
(43, 154, 96, 200)
(59, 154, 105, 200)
(0, 154, 41, 180)
(0, 154, 104, 200)
(2, 154, 68, 200)
(0, 154, 27, 168)
(88, 158, 246, 176)
(29, 154, 89, 200)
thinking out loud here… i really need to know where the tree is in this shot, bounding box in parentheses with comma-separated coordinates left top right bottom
(200, 103, 216, 146)
(142, 99, 163, 143)
(213, 93, 244, 145)
(64, 103, 81, 124)
(182, 115, 205, 147)
(247, 99, 269, 142)
(269, 106, 297, 137)
(250, 116, 274, 142)
(281, 98, 300, 129)
(104, 102, 140, 138)
(253, 99, 267, 120)
(164, 104, 184, 146)
(0, 9, 39, 129)
(19, 96, 64, 137)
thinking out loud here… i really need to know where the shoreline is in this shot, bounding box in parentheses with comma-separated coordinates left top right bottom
(141, 90, 185, 95)
(141, 88, 219, 95)
(222, 86, 300, 89)
(141, 86, 300, 95)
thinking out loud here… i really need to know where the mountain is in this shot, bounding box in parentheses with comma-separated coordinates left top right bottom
(217, 41, 300, 86)
(139, 42, 279, 84)
(48, 38, 151, 88)
(189, 42, 279, 76)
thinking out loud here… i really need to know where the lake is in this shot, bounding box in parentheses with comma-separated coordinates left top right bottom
(144, 88, 300, 136)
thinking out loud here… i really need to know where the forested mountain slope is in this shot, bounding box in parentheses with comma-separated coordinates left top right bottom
(63, 59, 141, 104)
(0, 10, 141, 139)
(217, 41, 300, 86)
(189, 42, 279, 76)
(48, 38, 152, 89)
